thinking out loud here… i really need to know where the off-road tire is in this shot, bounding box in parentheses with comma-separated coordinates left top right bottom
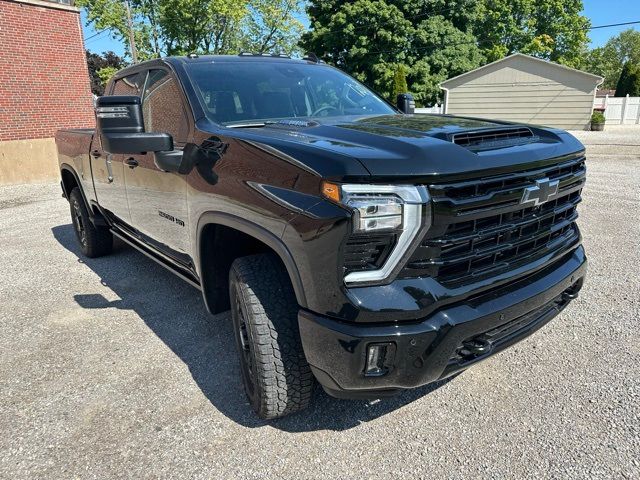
(229, 254, 314, 419)
(69, 187, 113, 258)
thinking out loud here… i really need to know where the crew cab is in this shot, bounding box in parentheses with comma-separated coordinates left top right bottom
(56, 54, 587, 419)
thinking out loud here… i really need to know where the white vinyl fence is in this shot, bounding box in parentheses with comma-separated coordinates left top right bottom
(415, 105, 443, 114)
(593, 95, 640, 125)
(416, 96, 640, 124)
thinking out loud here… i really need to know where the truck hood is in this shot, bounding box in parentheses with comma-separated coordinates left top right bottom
(213, 114, 586, 182)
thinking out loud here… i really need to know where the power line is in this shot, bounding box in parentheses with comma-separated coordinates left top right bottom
(85, 28, 108, 42)
(589, 20, 640, 30)
(85, 30, 110, 46)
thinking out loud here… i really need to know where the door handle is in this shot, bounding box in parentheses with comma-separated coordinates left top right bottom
(91, 149, 101, 158)
(105, 154, 113, 183)
(125, 158, 139, 169)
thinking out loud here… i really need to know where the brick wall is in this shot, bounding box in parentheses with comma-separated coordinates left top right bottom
(0, 0, 95, 142)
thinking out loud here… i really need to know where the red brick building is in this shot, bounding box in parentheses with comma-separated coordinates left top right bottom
(0, 0, 94, 184)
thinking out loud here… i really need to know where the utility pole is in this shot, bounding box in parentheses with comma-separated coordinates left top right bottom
(124, 0, 138, 63)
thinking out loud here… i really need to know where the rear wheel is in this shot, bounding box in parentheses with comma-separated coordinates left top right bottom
(229, 254, 314, 419)
(69, 187, 113, 258)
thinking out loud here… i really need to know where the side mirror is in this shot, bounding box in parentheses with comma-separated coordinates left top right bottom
(95, 95, 173, 154)
(396, 93, 415, 114)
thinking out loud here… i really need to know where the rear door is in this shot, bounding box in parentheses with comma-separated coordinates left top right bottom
(123, 68, 192, 263)
(91, 71, 146, 225)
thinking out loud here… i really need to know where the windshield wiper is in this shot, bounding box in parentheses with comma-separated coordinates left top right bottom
(225, 122, 267, 129)
(226, 119, 315, 128)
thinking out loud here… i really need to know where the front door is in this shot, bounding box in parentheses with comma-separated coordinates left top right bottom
(91, 71, 146, 226)
(123, 69, 191, 263)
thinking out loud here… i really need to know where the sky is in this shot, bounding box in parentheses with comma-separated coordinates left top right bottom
(83, 1, 640, 58)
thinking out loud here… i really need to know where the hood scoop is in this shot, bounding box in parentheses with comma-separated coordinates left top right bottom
(451, 127, 537, 151)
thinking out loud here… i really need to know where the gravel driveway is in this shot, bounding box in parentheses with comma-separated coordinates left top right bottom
(0, 153, 638, 479)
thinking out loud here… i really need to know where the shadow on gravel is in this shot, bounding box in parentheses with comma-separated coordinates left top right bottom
(52, 223, 450, 432)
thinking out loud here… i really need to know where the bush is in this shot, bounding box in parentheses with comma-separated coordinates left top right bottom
(392, 65, 409, 100)
(591, 111, 606, 124)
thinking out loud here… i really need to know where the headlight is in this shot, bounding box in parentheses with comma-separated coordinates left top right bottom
(322, 182, 431, 286)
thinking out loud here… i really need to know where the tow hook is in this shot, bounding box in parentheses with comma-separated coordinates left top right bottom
(562, 280, 583, 301)
(459, 338, 493, 359)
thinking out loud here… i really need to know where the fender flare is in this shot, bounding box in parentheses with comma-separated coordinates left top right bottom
(60, 164, 109, 227)
(60, 163, 91, 211)
(196, 211, 308, 309)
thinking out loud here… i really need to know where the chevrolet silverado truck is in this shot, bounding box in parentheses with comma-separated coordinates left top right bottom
(56, 54, 587, 419)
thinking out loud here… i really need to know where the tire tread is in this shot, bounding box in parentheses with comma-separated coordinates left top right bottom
(231, 254, 314, 419)
(69, 188, 112, 258)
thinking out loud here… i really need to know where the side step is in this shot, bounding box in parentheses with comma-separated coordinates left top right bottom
(111, 228, 201, 290)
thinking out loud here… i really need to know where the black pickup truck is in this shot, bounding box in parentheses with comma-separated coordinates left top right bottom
(56, 54, 587, 419)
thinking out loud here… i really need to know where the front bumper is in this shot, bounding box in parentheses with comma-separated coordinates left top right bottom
(299, 247, 586, 399)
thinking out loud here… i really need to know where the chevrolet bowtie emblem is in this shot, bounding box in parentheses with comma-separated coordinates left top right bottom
(521, 178, 559, 206)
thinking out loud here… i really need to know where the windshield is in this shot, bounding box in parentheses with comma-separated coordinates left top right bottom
(184, 61, 396, 125)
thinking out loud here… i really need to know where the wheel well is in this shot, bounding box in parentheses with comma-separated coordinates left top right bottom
(60, 168, 78, 199)
(60, 166, 108, 224)
(200, 223, 283, 314)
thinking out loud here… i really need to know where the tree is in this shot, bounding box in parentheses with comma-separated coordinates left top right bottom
(77, 0, 162, 60)
(243, 0, 305, 55)
(78, 0, 304, 59)
(585, 29, 640, 89)
(473, 0, 590, 67)
(159, 0, 248, 55)
(615, 61, 640, 97)
(300, 0, 484, 105)
(86, 50, 125, 95)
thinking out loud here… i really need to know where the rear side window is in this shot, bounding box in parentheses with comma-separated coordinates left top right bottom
(111, 72, 146, 96)
(141, 69, 189, 144)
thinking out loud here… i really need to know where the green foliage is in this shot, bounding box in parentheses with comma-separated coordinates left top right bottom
(97, 66, 119, 87)
(473, 0, 590, 67)
(300, 0, 593, 104)
(590, 111, 605, 124)
(78, 0, 304, 59)
(585, 29, 640, 89)
(243, 0, 305, 55)
(392, 65, 408, 99)
(615, 61, 640, 97)
(300, 0, 484, 105)
(86, 50, 125, 95)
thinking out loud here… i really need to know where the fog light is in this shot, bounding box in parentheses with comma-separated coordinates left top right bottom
(364, 342, 396, 377)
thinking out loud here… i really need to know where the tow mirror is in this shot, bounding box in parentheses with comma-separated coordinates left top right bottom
(95, 95, 173, 154)
(396, 93, 415, 114)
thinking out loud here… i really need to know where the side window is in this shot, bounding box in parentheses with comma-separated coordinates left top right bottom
(111, 72, 146, 96)
(141, 69, 189, 145)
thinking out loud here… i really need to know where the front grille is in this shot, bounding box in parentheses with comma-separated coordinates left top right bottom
(402, 155, 586, 285)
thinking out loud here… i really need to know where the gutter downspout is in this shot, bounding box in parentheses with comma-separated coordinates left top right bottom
(440, 85, 449, 114)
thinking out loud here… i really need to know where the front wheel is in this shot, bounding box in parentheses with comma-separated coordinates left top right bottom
(229, 254, 314, 419)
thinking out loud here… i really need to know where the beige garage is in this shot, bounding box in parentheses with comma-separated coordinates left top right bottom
(441, 53, 603, 130)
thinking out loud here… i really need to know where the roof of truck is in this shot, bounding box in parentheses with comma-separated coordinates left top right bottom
(113, 54, 323, 80)
(171, 54, 319, 64)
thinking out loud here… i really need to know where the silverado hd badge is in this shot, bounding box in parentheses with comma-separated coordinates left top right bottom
(521, 178, 559, 206)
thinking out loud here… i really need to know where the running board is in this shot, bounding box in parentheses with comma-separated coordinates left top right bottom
(110, 228, 201, 290)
